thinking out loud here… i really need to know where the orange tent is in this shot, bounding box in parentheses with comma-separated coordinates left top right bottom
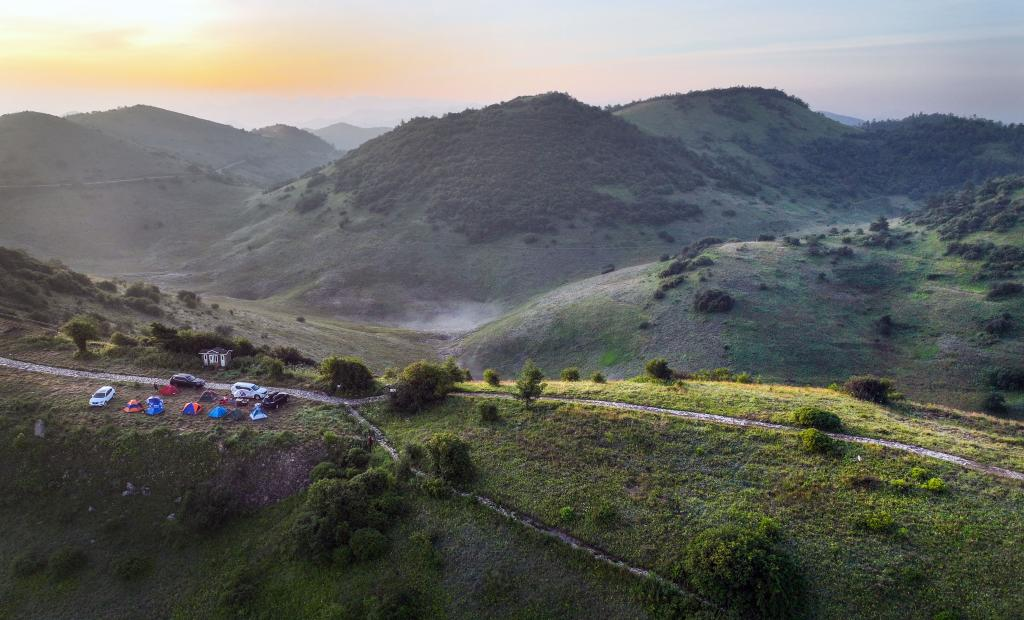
(181, 402, 203, 415)
(123, 400, 143, 413)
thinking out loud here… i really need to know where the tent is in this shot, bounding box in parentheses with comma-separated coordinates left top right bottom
(208, 405, 229, 419)
(123, 399, 143, 413)
(198, 390, 219, 403)
(181, 402, 202, 416)
(250, 404, 268, 421)
(158, 384, 179, 396)
(227, 408, 245, 422)
(145, 396, 165, 416)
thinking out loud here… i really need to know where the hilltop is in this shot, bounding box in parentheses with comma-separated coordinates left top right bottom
(312, 120, 391, 151)
(68, 105, 337, 186)
(456, 182, 1024, 411)
(193, 92, 904, 326)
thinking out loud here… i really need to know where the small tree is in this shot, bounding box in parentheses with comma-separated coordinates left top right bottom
(982, 393, 1008, 414)
(645, 358, 673, 381)
(390, 360, 456, 412)
(426, 432, 475, 484)
(513, 359, 546, 406)
(560, 367, 581, 382)
(319, 356, 375, 395)
(590, 371, 606, 384)
(483, 369, 500, 386)
(61, 316, 98, 354)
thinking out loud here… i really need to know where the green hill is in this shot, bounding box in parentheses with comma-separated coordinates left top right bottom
(456, 184, 1024, 411)
(196, 92, 904, 326)
(312, 120, 391, 151)
(69, 105, 337, 186)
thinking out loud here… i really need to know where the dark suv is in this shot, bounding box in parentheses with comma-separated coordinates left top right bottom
(262, 391, 290, 410)
(169, 373, 206, 388)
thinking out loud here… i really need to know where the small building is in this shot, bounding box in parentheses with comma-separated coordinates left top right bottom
(200, 347, 232, 369)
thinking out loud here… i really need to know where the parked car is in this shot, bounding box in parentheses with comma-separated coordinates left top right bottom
(89, 386, 116, 407)
(170, 373, 205, 388)
(231, 382, 268, 399)
(262, 391, 290, 410)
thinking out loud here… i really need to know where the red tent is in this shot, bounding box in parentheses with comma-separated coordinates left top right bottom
(159, 385, 179, 396)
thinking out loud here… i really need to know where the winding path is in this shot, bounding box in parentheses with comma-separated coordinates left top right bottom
(0, 173, 194, 190)
(0, 356, 1021, 482)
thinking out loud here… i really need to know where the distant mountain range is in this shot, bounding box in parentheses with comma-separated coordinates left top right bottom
(312, 121, 391, 151)
(820, 111, 865, 126)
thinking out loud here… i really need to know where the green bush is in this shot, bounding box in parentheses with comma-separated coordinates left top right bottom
(986, 281, 1022, 300)
(590, 371, 606, 383)
(182, 482, 240, 531)
(47, 547, 88, 580)
(683, 518, 804, 618)
(988, 367, 1024, 391)
(112, 555, 153, 582)
(513, 359, 546, 406)
(559, 506, 576, 523)
(426, 432, 475, 484)
(856, 510, 895, 533)
(390, 360, 457, 412)
(645, 358, 673, 381)
(982, 392, 1008, 413)
(477, 402, 500, 423)
(349, 528, 388, 562)
(843, 375, 895, 403)
(403, 443, 426, 467)
(10, 552, 46, 578)
(560, 367, 581, 381)
(109, 331, 137, 347)
(346, 447, 370, 469)
(319, 356, 375, 395)
(483, 368, 501, 386)
(176, 290, 201, 308)
(790, 406, 842, 431)
(310, 461, 342, 482)
(799, 428, 834, 454)
(61, 315, 98, 354)
(920, 477, 946, 493)
(693, 289, 735, 313)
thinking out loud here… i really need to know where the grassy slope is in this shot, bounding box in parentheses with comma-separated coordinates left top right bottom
(0, 370, 648, 619)
(456, 223, 1024, 410)
(363, 395, 1024, 619)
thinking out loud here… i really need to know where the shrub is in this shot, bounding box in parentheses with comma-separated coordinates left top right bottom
(694, 289, 735, 313)
(856, 510, 895, 533)
(683, 518, 803, 618)
(590, 372, 606, 383)
(843, 375, 895, 403)
(176, 290, 201, 308)
(483, 368, 500, 386)
(645, 358, 673, 381)
(112, 555, 153, 581)
(109, 331, 137, 347)
(757, 234, 776, 241)
(403, 443, 426, 467)
(349, 528, 388, 562)
(559, 506, 576, 523)
(513, 359, 546, 406)
(391, 360, 457, 412)
(294, 191, 327, 213)
(920, 477, 946, 493)
(984, 314, 1014, 336)
(790, 407, 842, 431)
(310, 461, 343, 482)
(980, 394, 1008, 417)
(426, 432, 475, 484)
(95, 280, 117, 292)
(986, 282, 1023, 300)
(988, 368, 1024, 391)
(319, 356, 375, 395)
(124, 281, 160, 302)
(182, 482, 240, 531)
(47, 547, 88, 580)
(477, 402, 500, 423)
(799, 428, 834, 454)
(255, 355, 285, 380)
(560, 367, 581, 381)
(61, 315, 98, 354)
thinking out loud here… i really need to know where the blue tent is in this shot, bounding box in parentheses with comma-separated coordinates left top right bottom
(145, 396, 164, 416)
(208, 405, 229, 419)
(181, 402, 202, 416)
(250, 404, 268, 421)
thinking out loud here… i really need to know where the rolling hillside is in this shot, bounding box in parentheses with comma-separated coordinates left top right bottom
(193, 92, 903, 326)
(456, 178, 1024, 410)
(68, 105, 337, 186)
(312, 120, 391, 151)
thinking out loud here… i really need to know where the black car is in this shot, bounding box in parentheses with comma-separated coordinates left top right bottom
(262, 391, 290, 410)
(169, 373, 206, 388)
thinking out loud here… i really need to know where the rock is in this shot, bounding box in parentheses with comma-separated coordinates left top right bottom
(33, 419, 45, 438)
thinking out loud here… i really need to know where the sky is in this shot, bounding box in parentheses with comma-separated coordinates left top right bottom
(1, 0, 1022, 128)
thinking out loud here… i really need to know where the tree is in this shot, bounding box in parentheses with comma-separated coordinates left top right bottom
(513, 359, 546, 406)
(645, 358, 673, 381)
(319, 356, 375, 395)
(483, 369, 500, 386)
(61, 316, 98, 355)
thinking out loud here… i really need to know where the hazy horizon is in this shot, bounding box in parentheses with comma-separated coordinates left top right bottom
(2, 1, 1022, 128)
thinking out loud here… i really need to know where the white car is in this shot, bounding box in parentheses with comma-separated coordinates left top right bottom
(89, 386, 116, 407)
(231, 382, 268, 399)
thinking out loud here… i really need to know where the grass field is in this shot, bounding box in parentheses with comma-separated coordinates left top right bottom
(362, 395, 1024, 619)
